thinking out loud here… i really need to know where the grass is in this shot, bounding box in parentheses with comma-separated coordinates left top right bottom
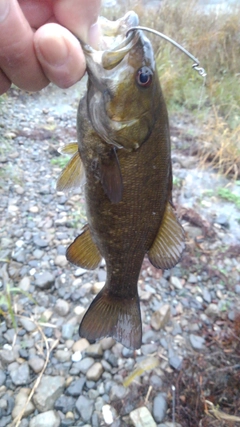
(50, 156, 70, 169)
(102, 0, 240, 177)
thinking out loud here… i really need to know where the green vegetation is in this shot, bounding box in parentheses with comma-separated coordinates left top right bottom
(0, 283, 36, 329)
(50, 156, 70, 169)
(217, 187, 240, 208)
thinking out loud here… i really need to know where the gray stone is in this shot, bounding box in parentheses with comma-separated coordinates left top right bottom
(169, 355, 183, 370)
(188, 273, 198, 284)
(153, 393, 167, 422)
(33, 375, 65, 412)
(86, 362, 103, 381)
(0, 370, 6, 386)
(28, 356, 45, 374)
(170, 276, 183, 289)
(189, 334, 205, 351)
(19, 317, 37, 332)
(18, 276, 31, 291)
(66, 378, 86, 396)
(151, 304, 171, 331)
(85, 343, 103, 357)
(54, 255, 68, 267)
(0, 415, 12, 427)
(75, 395, 94, 422)
(110, 384, 127, 400)
(150, 375, 163, 389)
(130, 407, 157, 427)
(55, 349, 72, 363)
(54, 299, 69, 317)
(73, 357, 94, 374)
(54, 395, 75, 413)
(35, 272, 55, 289)
(12, 388, 35, 419)
(61, 324, 75, 340)
(10, 363, 30, 385)
(33, 236, 48, 248)
(205, 303, 219, 318)
(0, 349, 18, 365)
(202, 288, 211, 303)
(29, 410, 60, 427)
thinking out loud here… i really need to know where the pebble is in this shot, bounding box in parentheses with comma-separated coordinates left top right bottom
(54, 255, 68, 267)
(75, 395, 94, 422)
(85, 343, 103, 357)
(28, 356, 45, 374)
(12, 388, 35, 419)
(18, 276, 31, 291)
(86, 362, 103, 381)
(0, 371, 6, 386)
(205, 303, 219, 318)
(61, 324, 75, 340)
(9, 363, 30, 386)
(29, 410, 61, 427)
(153, 393, 167, 423)
(33, 375, 65, 412)
(55, 349, 72, 363)
(189, 334, 205, 351)
(54, 299, 70, 316)
(35, 272, 55, 289)
(19, 317, 37, 332)
(130, 407, 157, 427)
(102, 404, 117, 425)
(92, 281, 105, 294)
(0, 349, 18, 365)
(66, 378, 86, 396)
(170, 276, 183, 289)
(73, 357, 95, 374)
(72, 338, 90, 353)
(151, 304, 171, 330)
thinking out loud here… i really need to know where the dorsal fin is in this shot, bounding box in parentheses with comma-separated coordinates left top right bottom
(100, 148, 123, 204)
(148, 202, 185, 270)
(66, 224, 102, 269)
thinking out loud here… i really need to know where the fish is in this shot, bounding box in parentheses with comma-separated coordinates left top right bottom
(57, 11, 185, 349)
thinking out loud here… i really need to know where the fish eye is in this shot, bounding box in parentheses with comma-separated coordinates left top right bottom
(136, 67, 152, 87)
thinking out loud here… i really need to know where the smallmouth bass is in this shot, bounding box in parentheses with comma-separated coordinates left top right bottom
(58, 12, 185, 349)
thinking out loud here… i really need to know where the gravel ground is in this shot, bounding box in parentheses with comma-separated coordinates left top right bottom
(0, 82, 240, 427)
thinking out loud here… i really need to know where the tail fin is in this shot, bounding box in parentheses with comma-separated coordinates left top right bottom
(79, 286, 142, 350)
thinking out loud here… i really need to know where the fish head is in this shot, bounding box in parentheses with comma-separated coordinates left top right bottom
(82, 12, 160, 151)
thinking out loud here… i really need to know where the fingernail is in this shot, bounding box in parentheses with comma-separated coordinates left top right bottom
(88, 21, 101, 49)
(37, 34, 69, 67)
(0, 0, 10, 23)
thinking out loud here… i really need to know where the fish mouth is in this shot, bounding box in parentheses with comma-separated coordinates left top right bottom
(80, 11, 140, 70)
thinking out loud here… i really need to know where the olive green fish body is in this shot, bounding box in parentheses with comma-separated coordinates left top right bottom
(60, 12, 185, 349)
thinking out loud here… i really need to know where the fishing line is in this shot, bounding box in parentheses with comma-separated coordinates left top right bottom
(126, 26, 207, 78)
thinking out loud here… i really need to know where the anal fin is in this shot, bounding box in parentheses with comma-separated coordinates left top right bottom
(67, 224, 102, 269)
(79, 286, 142, 349)
(148, 202, 185, 270)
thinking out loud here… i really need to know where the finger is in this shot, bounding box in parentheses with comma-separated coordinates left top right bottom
(34, 23, 86, 89)
(0, 0, 49, 92)
(18, 0, 53, 29)
(53, 0, 101, 47)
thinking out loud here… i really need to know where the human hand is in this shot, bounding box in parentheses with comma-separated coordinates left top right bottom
(0, 0, 101, 95)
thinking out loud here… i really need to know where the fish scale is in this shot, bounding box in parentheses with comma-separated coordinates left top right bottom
(57, 12, 185, 349)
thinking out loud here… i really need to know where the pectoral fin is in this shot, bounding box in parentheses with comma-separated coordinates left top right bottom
(100, 148, 123, 204)
(57, 144, 85, 192)
(79, 285, 142, 349)
(66, 224, 102, 269)
(148, 202, 185, 270)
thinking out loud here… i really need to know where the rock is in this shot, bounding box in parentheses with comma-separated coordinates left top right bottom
(19, 317, 36, 332)
(150, 374, 163, 389)
(72, 338, 90, 353)
(189, 334, 205, 351)
(130, 407, 157, 427)
(55, 349, 72, 363)
(85, 343, 103, 357)
(35, 272, 55, 289)
(54, 395, 75, 413)
(10, 363, 30, 385)
(100, 337, 115, 350)
(0, 349, 18, 365)
(61, 323, 75, 340)
(188, 273, 198, 284)
(170, 276, 183, 289)
(54, 255, 68, 267)
(12, 388, 35, 419)
(235, 284, 240, 294)
(0, 370, 6, 386)
(75, 395, 94, 422)
(54, 299, 70, 316)
(92, 281, 104, 294)
(0, 394, 14, 417)
(33, 236, 48, 248)
(29, 410, 60, 427)
(71, 351, 82, 362)
(86, 362, 103, 381)
(151, 304, 171, 331)
(66, 378, 85, 396)
(18, 276, 31, 291)
(202, 289, 211, 303)
(110, 385, 127, 400)
(102, 404, 117, 425)
(33, 375, 65, 412)
(0, 415, 12, 427)
(28, 356, 45, 374)
(73, 357, 94, 374)
(169, 355, 183, 370)
(205, 303, 219, 319)
(153, 393, 167, 423)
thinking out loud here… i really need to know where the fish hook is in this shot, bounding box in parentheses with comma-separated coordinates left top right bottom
(126, 26, 207, 78)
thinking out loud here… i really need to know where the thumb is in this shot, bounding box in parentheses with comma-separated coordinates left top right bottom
(53, 0, 101, 48)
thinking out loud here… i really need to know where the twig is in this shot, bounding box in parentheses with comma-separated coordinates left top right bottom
(11, 315, 59, 427)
